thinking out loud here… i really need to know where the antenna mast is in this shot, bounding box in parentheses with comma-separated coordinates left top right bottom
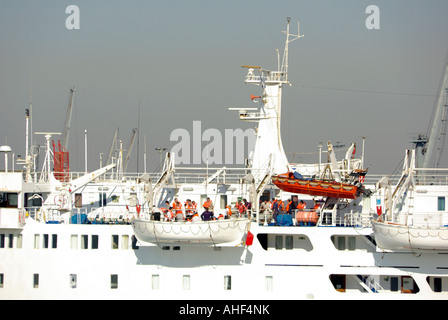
(281, 17, 304, 82)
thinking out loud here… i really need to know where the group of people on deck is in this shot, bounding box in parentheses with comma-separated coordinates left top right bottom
(160, 197, 253, 222)
(260, 197, 322, 224)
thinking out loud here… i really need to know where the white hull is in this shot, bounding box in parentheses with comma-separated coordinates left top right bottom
(372, 221, 448, 252)
(132, 218, 251, 247)
(1, 218, 448, 300)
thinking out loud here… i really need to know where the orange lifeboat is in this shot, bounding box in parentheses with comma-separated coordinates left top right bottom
(272, 172, 361, 199)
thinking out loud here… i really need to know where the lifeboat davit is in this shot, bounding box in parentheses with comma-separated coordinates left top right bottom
(272, 172, 361, 199)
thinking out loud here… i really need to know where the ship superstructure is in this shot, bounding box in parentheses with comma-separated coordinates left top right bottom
(0, 18, 448, 300)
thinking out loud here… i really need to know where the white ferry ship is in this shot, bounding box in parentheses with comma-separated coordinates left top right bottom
(1, 18, 448, 301)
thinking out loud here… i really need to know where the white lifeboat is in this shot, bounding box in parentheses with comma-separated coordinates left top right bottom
(132, 218, 251, 247)
(372, 220, 448, 252)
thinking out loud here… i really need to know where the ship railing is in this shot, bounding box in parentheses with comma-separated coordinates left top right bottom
(254, 209, 373, 228)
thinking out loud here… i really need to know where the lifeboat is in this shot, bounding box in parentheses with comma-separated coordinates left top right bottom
(372, 220, 448, 252)
(272, 172, 361, 199)
(132, 218, 251, 247)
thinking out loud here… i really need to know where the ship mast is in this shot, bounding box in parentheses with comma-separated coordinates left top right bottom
(234, 18, 303, 181)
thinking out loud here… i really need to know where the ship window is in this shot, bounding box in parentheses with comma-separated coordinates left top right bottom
(52, 234, 57, 249)
(8, 234, 13, 248)
(434, 277, 442, 293)
(220, 195, 227, 209)
(330, 274, 346, 292)
(43, 234, 49, 249)
(183, 275, 191, 290)
(110, 274, 118, 289)
(70, 274, 77, 289)
(0, 273, 3, 288)
(266, 276, 273, 291)
(0, 234, 4, 248)
(34, 234, 40, 249)
(275, 235, 283, 250)
(285, 235, 293, 250)
(224, 275, 232, 290)
(152, 275, 160, 290)
(391, 277, 399, 292)
(99, 193, 107, 206)
(121, 235, 129, 249)
(16, 234, 22, 249)
(427, 276, 445, 293)
(112, 235, 119, 249)
(438, 197, 445, 211)
(81, 235, 88, 249)
(92, 235, 99, 249)
(33, 274, 39, 288)
(347, 236, 356, 251)
(71, 235, 78, 249)
(0, 192, 18, 208)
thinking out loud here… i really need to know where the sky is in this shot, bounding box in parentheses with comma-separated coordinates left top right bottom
(0, 0, 447, 175)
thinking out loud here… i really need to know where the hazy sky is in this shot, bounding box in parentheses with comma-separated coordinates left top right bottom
(1, 0, 448, 175)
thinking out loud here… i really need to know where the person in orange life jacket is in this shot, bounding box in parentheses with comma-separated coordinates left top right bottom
(226, 205, 232, 217)
(172, 198, 183, 214)
(297, 200, 306, 210)
(201, 208, 214, 221)
(203, 197, 214, 212)
(238, 201, 246, 216)
(285, 199, 293, 214)
(165, 207, 175, 221)
(192, 200, 198, 211)
(277, 200, 285, 213)
(217, 213, 224, 220)
(185, 199, 194, 219)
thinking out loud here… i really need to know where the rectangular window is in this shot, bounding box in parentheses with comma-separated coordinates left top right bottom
(285, 235, 293, 250)
(70, 274, 77, 289)
(0, 273, 4, 288)
(220, 195, 227, 209)
(391, 277, 399, 292)
(152, 275, 160, 290)
(224, 275, 232, 290)
(92, 235, 99, 249)
(438, 197, 445, 211)
(52, 234, 57, 249)
(16, 234, 22, 249)
(81, 235, 88, 249)
(121, 235, 129, 250)
(34, 234, 40, 249)
(71, 235, 78, 249)
(183, 275, 191, 290)
(8, 234, 13, 248)
(275, 235, 283, 250)
(43, 234, 49, 249)
(112, 235, 119, 249)
(337, 236, 346, 250)
(33, 274, 39, 288)
(111, 274, 118, 289)
(0, 234, 4, 248)
(348, 236, 356, 251)
(434, 277, 442, 293)
(266, 276, 273, 291)
(99, 193, 107, 206)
